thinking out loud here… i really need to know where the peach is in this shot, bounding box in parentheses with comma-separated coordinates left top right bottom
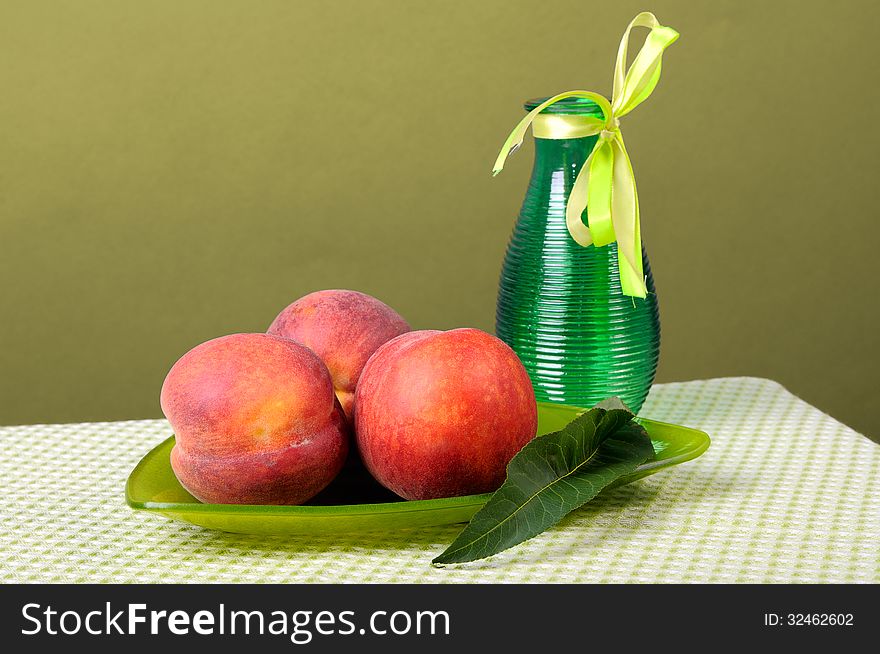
(354, 328, 537, 500)
(267, 290, 410, 419)
(160, 333, 348, 505)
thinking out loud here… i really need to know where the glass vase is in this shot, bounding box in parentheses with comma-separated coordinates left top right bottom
(496, 97, 660, 413)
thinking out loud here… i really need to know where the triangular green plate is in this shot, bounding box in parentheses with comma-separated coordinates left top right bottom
(126, 402, 709, 535)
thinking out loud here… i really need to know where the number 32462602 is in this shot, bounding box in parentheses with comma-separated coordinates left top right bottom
(764, 614, 854, 626)
(788, 614, 853, 626)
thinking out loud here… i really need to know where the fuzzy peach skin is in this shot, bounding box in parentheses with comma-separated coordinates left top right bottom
(267, 290, 410, 419)
(354, 328, 538, 500)
(161, 333, 348, 505)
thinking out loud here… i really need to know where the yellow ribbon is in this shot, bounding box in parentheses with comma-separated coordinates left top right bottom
(492, 12, 679, 298)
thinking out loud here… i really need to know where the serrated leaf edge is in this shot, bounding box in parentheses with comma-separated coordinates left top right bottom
(435, 431, 606, 564)
(433, 407, 647, 565)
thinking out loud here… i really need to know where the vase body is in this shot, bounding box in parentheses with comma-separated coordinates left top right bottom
(496, 101, 660, 413)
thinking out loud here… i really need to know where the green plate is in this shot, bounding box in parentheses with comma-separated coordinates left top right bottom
(126, 402, 709, 535)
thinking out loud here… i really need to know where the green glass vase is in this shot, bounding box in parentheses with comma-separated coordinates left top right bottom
(496, 97, 660, 413)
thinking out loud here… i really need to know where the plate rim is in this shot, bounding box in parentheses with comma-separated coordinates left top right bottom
(125, 411, 710, 517)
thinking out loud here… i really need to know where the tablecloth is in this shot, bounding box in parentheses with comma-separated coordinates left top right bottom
(2, 377, 877, 583)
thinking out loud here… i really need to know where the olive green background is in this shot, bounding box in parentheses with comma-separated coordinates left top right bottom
(1, 1, 878, 438)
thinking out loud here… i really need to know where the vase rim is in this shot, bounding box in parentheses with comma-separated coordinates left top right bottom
(524, 96, 604, 117)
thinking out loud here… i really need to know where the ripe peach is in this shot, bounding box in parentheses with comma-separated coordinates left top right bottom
(267, 290, 410, 419)
(160, 333, 348, 505)
(354, 328, 537, 500)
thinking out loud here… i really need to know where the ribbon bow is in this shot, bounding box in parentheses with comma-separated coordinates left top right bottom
(492, 12, 679, 298)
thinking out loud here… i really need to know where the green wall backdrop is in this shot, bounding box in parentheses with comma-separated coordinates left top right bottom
(1, 1, 878, 438)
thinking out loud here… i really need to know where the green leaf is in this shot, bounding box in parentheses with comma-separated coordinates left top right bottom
(432, 401, 654, 565)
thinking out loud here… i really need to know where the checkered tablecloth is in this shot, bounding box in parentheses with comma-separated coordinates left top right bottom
(2, 377, 877, 583)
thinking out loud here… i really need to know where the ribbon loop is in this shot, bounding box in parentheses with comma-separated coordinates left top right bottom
(493, 12, 679, 298)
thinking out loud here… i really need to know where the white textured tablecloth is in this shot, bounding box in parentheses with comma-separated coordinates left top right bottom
(1, 377, 877, 583)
